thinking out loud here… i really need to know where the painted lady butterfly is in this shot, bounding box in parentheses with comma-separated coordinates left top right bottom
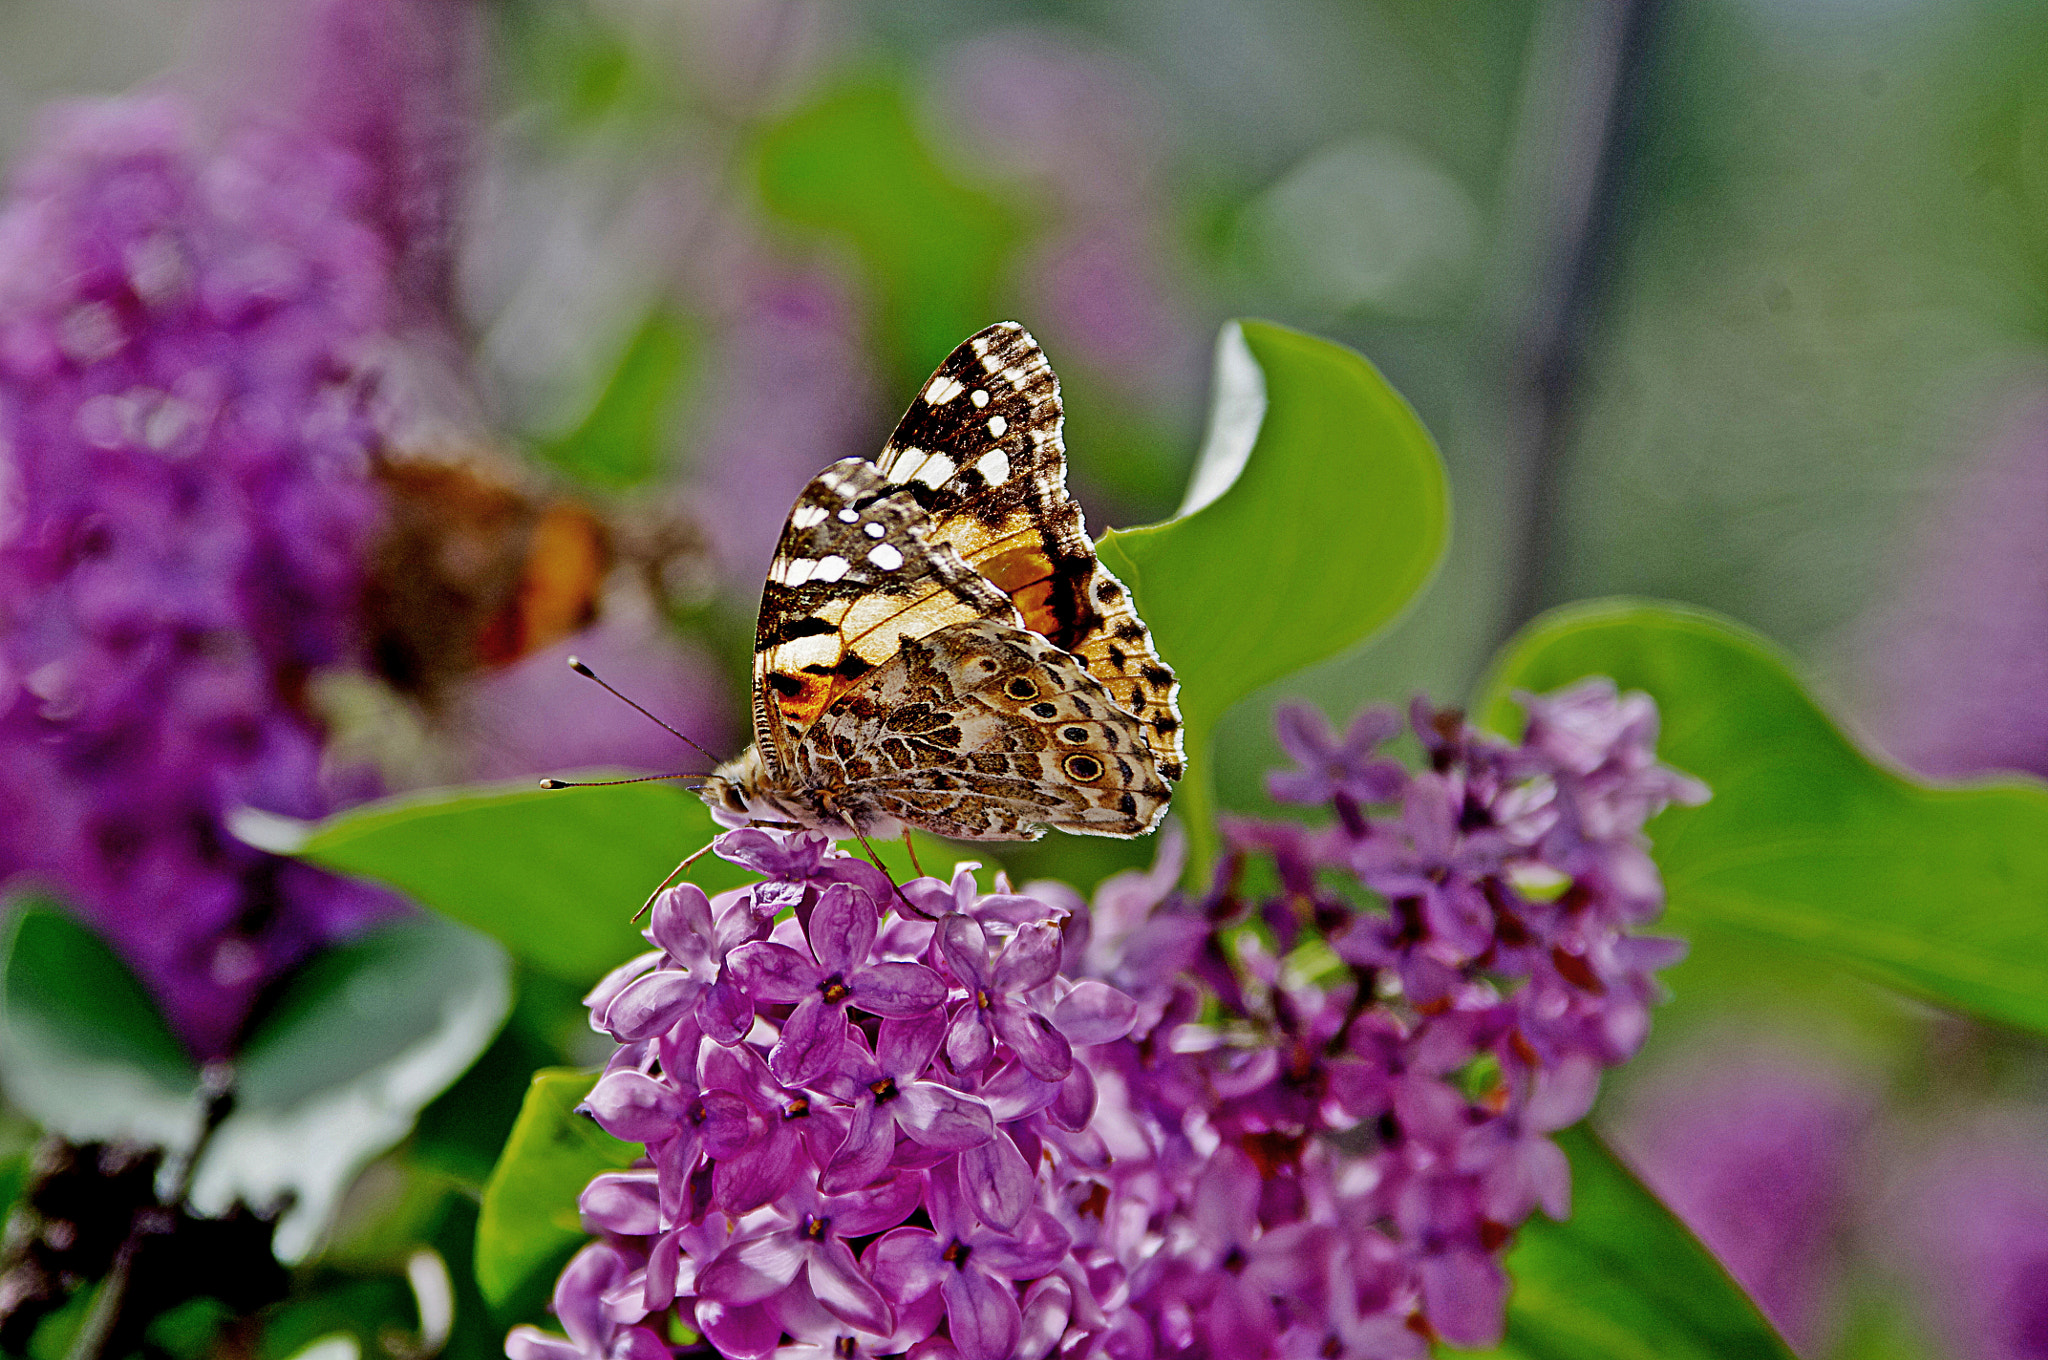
(702, 323, 1182, 841)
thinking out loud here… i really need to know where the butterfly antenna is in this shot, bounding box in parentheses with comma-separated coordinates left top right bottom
(540, 773, 707, 790)
(566, 656, 722, 768)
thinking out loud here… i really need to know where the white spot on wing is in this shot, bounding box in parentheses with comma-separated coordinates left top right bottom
(971, 389, 990, 408)
(780, 633, 841, 669)
(987, 415, 1008, 437)
(976, 448, 1010, 483)
(863, 521, 886, 538)
(836, 507, 860, 523)
(914, 455, 955, 488)
(791, 504, 829, 529)
(811, 555, 850, 583)
(867, 542, 905, 570)
(778, 558, 815, 587)
(926, 375, 965, 404)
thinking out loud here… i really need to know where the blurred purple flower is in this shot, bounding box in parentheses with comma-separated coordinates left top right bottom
(456, 609, 733, 783)
(196, 0, 482, 325)
(0, 93, 408, 1057)
(1608, 1042, 1872, 1354)
(1267, 702, 1406, 811)
(1893, 1122, 2048, 1360)
(936, 29, 1205, 413)
(523, 680, 1699, 1358)
(1859, 379, 2048, 780)
(684, 270, 880, 592)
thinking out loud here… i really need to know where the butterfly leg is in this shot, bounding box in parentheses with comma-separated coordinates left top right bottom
(633, 839, 716, 922)
(851, 827, 918, 914)
(901, 830, 927, 879)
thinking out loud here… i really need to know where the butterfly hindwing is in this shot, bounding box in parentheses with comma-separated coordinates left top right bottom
(752, 458, 1018, 776)
(875, 323, 1185, 781)
(798, 619, 1171, 840)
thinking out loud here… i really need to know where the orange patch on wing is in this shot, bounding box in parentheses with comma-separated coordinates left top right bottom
(514, 503, 608, 653)
(971, 545, 1066, 634)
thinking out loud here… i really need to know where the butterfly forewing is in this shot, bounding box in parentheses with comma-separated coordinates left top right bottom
(875, 323, 1185, 781)
(751, 458, 1019, 776)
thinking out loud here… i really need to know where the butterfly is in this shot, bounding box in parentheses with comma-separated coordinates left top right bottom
(701, 322, 1183, 843)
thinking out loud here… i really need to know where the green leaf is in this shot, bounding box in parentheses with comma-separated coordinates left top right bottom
(1476, 599, 2048, 1036)
(754, 82, 1018, 385)
(1098, 321, 1450, 875)
(537, 310, 691, 490)
(476, 1068, 637, 1323)
(283, 781, 752, 984)
(0, 906, 202, 1148)
(1450, 1126, 1793, 1360)
(186, 916, 511, 1263)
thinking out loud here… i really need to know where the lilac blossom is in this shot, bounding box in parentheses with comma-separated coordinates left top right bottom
(935, 915, 1072, 1081)
(817, 1018, 994, 1194)
(507, 1241, 668, 1360)
(725, 882, 947, 1086)
(1267, 702, 1407, 814)
(869, 1163, 1071, 1360)
(520, 681, 1700, 1359)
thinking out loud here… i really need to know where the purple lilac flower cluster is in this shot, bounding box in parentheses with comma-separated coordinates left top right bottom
(512, 680, 1703, 1360)
(0, 97, 401, 1056)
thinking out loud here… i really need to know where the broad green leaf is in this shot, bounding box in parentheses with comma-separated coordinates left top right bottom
(1476, 600, 2048, 1036)
(1098, 321, 1449, 875)
(476, 1068, 637, 1323)
(537, 310, 691, 490)
(280, 781, 751, 984)
(754, 82, 1018, 385)
(0, 906, 202, 1148)
(187, 916, 511, 1263)
(1451, 1126, 1793, 1360)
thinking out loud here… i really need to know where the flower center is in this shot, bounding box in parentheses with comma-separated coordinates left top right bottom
(820, 973, 851, 1004)
(941, 1237, 971, 1267)
(975, 988, 992, 1011)
(870, 1077, 899, 1104)
(783, 1096, 810, 1121)
(1222, 1245, 1248, 1274)
(834, 1341, 858, 1359)
(803, 1213, 832, 1241)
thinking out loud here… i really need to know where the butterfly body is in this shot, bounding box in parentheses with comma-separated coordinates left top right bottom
(703, 324, 1181, 842)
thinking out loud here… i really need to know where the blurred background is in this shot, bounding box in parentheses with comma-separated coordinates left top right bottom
(1, 0, 2046, 1357)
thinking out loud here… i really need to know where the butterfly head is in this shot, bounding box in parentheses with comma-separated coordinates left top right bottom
(699, 746, 769, 821)
(699, 744, 834, 832)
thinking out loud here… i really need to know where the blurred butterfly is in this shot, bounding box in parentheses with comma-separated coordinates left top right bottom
(362, 446, 702, 704)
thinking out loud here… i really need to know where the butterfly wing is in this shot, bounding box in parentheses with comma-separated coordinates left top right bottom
(874, 323, 1185, 782)
(801, 618, 1172, 840)
(751, 458, 1019, 779)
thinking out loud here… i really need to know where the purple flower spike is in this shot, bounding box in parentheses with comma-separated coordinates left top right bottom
(727, 882, 945, 1086)
(938, 915, 1073, 1080)
(523, 689, 1696, 1360)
